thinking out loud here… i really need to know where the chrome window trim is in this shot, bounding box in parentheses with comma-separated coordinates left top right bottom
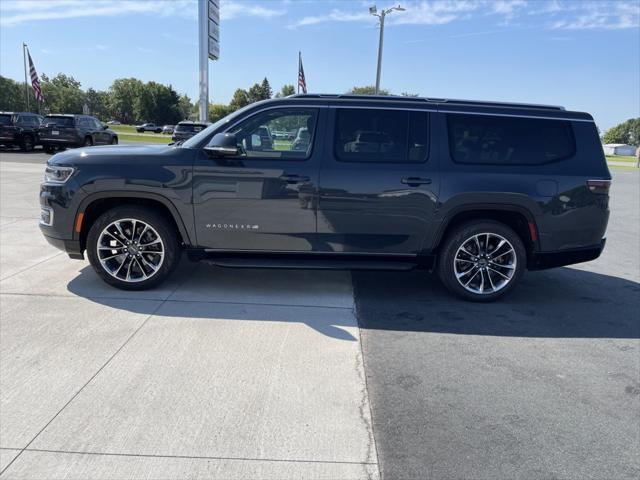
(442, 110, 594, 123)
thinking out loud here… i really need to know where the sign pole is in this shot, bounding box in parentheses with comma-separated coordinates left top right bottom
(198, 0, 209, 123)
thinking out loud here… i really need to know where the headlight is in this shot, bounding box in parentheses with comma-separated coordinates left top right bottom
(44, 166, 75, 184)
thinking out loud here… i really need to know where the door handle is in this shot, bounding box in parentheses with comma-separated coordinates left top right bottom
(401, 177, 432, 187)
(279, 174, 310, 184)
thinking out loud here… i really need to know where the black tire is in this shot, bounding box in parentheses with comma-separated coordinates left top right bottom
(20, 135, 34, 152)
(86, 206, 181, 290)
(44, 145, 55, 154)
(83, 136, 93, 147)
(111, 136, 118, 145)
(437, 220, 526, 302)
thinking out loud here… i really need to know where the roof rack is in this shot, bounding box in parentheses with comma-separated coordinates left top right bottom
(288, 93, 565, 111)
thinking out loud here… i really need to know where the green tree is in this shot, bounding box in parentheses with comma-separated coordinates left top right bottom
(0, 76, 36, 111)
(347, 85, 391, 96)
(40, 73, 85, 113)
(260, 77, 273, 99)
(178, 94, 193, 121)
(85, 88, 111, 120)
(229, 88, 250, 111)
(208, 103, 232, 123)
(401, 92, 419, 97)
(275, 84, 296, 98)
(109, 78, 144, 124)
(603, 118, 640, 146)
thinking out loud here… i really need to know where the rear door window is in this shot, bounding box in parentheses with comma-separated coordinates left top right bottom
(44, 116, 75, 127)
(334, 108, 429, 163)
(0, 114, 12, 125)
(447, 113, 575, 165)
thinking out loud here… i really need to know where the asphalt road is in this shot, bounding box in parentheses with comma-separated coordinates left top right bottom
(354, 169, 640, 479)
(1, 147, 638, 479)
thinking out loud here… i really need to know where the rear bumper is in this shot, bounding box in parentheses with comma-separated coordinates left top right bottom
(529, 238, 606, 270)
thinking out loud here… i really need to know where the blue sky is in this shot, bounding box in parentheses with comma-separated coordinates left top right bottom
(1, 0, 638, 130)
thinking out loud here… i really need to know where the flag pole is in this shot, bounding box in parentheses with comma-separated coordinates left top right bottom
(297, 51, 300, 94)
(22, 43, 30, 112)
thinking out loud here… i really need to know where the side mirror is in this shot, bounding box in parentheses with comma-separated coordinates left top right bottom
(204, 133, 238, 157)
(103, 124, 109, 130)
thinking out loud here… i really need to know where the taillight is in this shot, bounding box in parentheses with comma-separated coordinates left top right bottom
(587, 179, 611, 194)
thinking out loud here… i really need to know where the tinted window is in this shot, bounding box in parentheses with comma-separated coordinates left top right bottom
(176, 123, 207, 133)
(447, 114, 575, 165)
(44, 116, 74, 127)
(227, 108, 318, 160)
(335, 109, 429, 163)
(0, 114, 11, 125)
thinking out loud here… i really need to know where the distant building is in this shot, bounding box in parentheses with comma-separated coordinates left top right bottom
(603, 144, 637, 156)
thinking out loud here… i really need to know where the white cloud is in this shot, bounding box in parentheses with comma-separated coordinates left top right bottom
(551, 1, 639, 30)
(0, 0, 285, 27)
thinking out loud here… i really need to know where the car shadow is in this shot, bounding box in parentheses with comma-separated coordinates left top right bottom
(66, 260, 639, 341)
(66, 261, 359, 342)
(352, 267, 640, 339)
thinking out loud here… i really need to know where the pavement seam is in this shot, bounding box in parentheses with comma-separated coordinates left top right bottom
(352, 273, 382, 480)
(0, 251, 63, 282)
(0, 291, 354, 310)
(14, 447, 378, 466)
(0, 266, 197, 477)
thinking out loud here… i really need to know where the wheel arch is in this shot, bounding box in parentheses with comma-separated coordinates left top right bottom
(431, 205, 539, 260)
(76, 192, 193, 252)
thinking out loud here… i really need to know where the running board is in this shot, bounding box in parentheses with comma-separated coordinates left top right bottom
(202, 257, 418, 271)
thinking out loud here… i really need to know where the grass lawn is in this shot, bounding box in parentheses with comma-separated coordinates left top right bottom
(606, 155, 636, 163)
(111, 125, 172, 144)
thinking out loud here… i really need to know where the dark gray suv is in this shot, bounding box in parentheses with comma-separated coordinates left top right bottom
(39, 114, 118, 153)
(38, 94, 610, 301)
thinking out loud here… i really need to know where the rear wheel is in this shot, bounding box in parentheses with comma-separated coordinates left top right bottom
(83, 136, 93, 147)
(86, 206, 181, 290)
(437, 220, 526, 302)
(44, 145, 55, 154)
(21, 135, 34, 152)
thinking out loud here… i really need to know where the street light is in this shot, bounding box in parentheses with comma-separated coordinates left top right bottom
(370, 4, 405, 95)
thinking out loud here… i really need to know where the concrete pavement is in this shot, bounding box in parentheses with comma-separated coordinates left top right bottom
(0, 156, 379, 479)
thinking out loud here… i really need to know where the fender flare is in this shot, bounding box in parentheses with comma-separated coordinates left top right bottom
(75, 190, 193, 245)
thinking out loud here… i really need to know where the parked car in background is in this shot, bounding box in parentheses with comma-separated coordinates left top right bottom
(106, 120, 121, 125)
(171, 121, 209, 142)
(162, 125, 175, 134)
(136, 123, 162, 133)
(39, 114, 118, 153)
(0, 111, 43, 151)
(39, 94, 610, 301)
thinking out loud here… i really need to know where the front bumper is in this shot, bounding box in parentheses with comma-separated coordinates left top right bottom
(40, 228, 84, 259)
(529, 238, 606, 270)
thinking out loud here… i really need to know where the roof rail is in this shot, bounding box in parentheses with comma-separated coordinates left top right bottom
(288, 93, 565, 111)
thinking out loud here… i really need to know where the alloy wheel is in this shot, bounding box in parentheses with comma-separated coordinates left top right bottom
(453, 232, 517, 295)
(97, 218, 165, 283)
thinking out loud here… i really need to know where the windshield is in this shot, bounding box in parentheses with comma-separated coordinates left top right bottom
(180, 103, 257, 149)
(44, 116, 74, 127)
(0, 114, 12, 125)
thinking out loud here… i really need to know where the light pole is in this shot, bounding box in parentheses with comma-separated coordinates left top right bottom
(370, 4, 405, 95)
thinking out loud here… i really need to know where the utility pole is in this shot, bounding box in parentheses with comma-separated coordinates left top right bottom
(22, 43, 30, 112)
(369, 4, 405, 95)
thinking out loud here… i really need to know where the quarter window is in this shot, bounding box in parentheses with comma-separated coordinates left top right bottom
(334, 109, 429, 163)
(447, 114, 576, 165)
(227, 108, 318, 160)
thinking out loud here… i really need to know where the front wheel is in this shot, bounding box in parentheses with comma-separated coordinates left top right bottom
(110, 136, 118, 145)
(21, 135, 35, 152)
(437, 220, 526, 302)
(83, 136, 93, 147)
(86, 206, 181, 290)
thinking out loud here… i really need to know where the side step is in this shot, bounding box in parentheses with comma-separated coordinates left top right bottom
(202, 256, 418, 271)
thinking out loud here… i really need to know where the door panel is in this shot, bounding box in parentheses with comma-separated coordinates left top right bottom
(317, 107, 440, 254)
(192, 107, 325, 251)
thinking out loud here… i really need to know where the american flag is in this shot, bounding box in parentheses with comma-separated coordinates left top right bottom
(298, 51, 307, 94)
(27, 48, 44, 103)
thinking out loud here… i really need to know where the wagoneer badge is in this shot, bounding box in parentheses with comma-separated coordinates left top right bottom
(206, 223, 260, 230)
